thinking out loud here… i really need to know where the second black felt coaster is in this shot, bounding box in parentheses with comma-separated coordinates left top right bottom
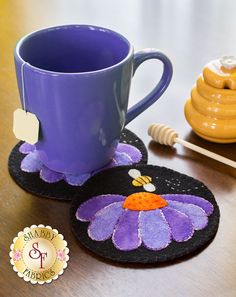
(70, 164, 220, 264)
(8, 129, 147, 201)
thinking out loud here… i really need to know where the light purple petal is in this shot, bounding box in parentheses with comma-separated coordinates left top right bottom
(161, 207, 194, 242)
(139, 209, 171, 250)
(88, 202, 124, 241)
(116, 143, 142, 163)
(65, 173, 91, 186)
(166, 200, 208, 230)
(40, 166, 64, 183)
(112, 210, 141, 251)
(19, 142, 36, 154)
(113, 151, 133, 166)
(21, 151, 43, 172)
(76, 194, 126, 222)
(162, 194, 214, 215)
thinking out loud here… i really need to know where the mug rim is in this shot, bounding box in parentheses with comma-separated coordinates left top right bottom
(15, 24, 134, 76)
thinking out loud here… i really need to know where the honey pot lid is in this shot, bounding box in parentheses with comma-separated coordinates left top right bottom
(203, 55, 236, 90)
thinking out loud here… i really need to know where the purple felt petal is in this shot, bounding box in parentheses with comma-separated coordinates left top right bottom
(19, 142, 36, 154)
(40, 166, 64, 183)
(112, 210, 141, 251)
(113, 151, 133, 166)
(76, 194, 126, 222)
(65, 173, 91, 186)
(116, 143, 142, 163)
(166, 200, 208, 230)
(21, 151, 43, 172)
(162, 194, 214, 215)
(139, 209, 171, 251)
(88, 202, 124, 241)
(161, 207, 194, 242)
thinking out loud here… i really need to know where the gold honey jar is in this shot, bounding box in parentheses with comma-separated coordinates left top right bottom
(185, 56, 236, 143)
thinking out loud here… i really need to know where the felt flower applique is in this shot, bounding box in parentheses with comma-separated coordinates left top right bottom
(76, 169, 214, 251)
(19, 142, 142, 186)
(13, 249, 22, 261)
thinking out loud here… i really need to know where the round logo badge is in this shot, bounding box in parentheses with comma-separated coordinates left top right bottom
(9, 224, 69, 284)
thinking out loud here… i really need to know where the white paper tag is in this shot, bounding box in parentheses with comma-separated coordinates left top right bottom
(13, 108, 39, 144)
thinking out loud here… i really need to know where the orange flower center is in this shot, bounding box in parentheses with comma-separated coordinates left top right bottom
(122, 192, 168, 211)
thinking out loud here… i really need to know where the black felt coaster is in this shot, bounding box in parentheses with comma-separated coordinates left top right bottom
(8, 129, 148, 201)
(70, 164, 220, 264)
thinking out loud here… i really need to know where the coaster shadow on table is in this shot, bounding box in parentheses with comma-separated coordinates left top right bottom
(8, 129, 148, 201)
(70, 164, 220, 264)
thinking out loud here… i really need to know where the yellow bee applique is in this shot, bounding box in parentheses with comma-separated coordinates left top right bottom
(128, 169, 156, 192)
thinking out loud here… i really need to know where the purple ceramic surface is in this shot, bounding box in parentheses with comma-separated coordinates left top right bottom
(15, 24, 172, 174)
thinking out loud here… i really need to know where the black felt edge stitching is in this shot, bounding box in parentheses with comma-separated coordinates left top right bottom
(70, 164, 220, 264)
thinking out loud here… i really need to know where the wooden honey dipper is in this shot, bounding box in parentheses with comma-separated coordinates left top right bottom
(148, 123, 236, 168)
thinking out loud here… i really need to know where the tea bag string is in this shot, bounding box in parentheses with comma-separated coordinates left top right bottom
(21, 61, 29, 111)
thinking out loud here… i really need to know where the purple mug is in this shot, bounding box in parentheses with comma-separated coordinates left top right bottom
(14, 25, 172, 175)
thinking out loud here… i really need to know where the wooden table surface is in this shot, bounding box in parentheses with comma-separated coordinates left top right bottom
(1, 1, 236, 296)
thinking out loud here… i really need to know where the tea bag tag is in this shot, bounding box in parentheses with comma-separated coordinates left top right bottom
(13, 62, 40, 145)
(13, 108, 39, 144)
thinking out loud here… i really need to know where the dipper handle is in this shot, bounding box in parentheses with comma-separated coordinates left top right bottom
(148, 123, 236, 169)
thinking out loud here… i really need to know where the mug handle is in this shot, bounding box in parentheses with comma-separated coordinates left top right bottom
(125, 49, 173, 125)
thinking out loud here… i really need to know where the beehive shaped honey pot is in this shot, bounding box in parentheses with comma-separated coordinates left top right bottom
(185, 56, 236, 143)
